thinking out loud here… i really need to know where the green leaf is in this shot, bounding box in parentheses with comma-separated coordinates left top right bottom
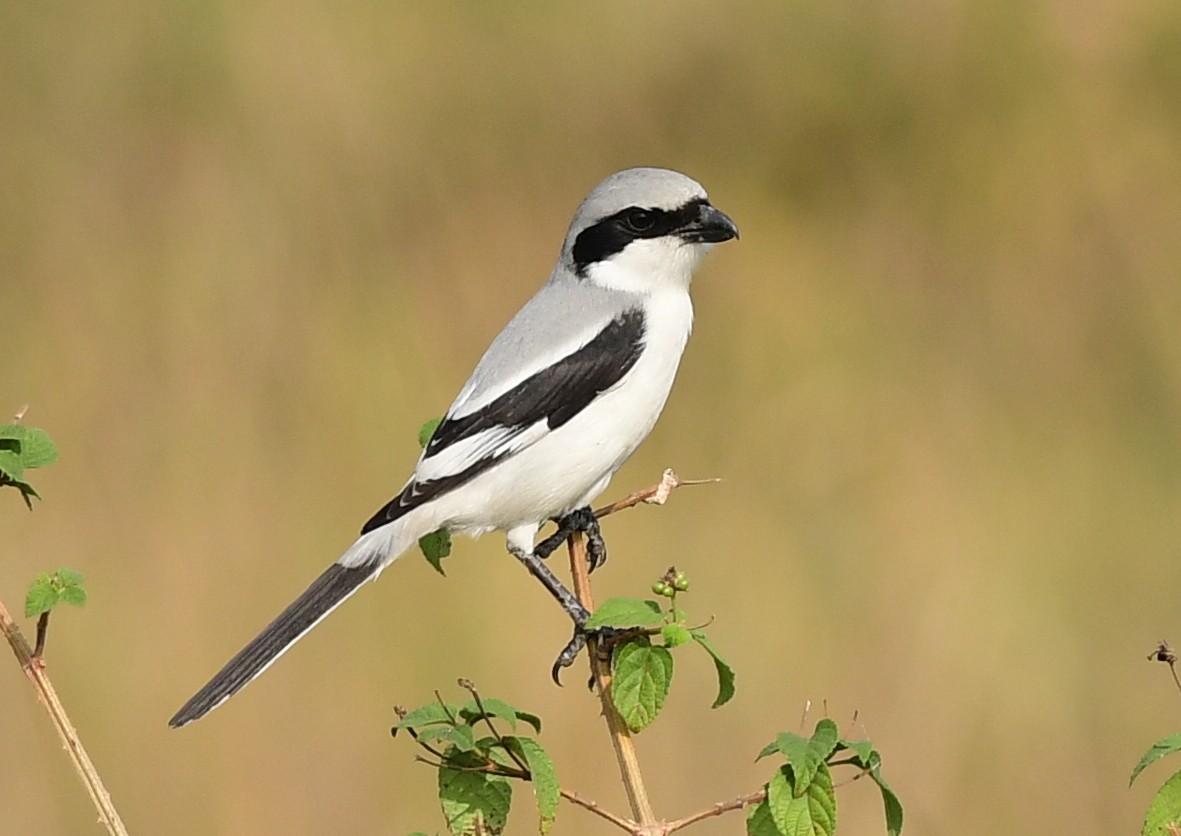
(17, 427, 58, 468)
(767, 763, 836, 836)
(1133, 734, 1181, 786)
(506, 736, 560, 835)
(661, 623, 692, 648)
(418, 529, 452, 575)
(1143, 768, 1181, 836)
(25, 574, 59, 618)
(414, 726, 463, 746)
(460, 697, 525, 732)
(54, 569, 87, 608)
(457, 700, 540, 733)
(413, 725, 477, 754)
(757, 724, 839, 795)
(769, 732, 809, 776)
(835, 738, 876, 766)
(513, 710, 542, 734)
(756, 740, 780, 761)
(484, 741, 519, 771)
(610, 641, 673, 732)
(868, 759, 903, 836)
(690, 630, 736, 708)
(838, 745, 903, 836)
(0, 425, 58, 469)
(449, 724, 477, 753)
(59, 584, 87, 608)
(58, 568, 84, 586)
(747, 798, 780, 836)
(418, 417, 443, 449)
(585, 597, 664, 630)
(438, 755, 512, 836)
(0, 448, 24, 481)
(802, 720, 840, 787)
(767, 765, 795, 830)
(396, 702, 459, 732)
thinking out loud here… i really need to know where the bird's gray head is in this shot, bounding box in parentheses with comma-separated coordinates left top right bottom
(558, 168, 739, 292)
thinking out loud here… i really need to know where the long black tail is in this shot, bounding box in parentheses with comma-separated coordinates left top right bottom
(169, 563, 375, 728)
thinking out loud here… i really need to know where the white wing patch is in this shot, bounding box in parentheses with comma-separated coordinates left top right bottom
(413, 420, 549, 484)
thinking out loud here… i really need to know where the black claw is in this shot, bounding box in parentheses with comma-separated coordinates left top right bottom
(551, 630, 588, 684)
(584, 522, 607, 573)
(549, 625, 643, 684)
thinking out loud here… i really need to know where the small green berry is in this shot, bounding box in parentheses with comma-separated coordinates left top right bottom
(652, 581, 670, 596)
(673, 573, 690, 592)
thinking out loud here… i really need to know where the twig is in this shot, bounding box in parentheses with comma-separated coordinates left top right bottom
(567, 531, 657, 827)
(0, 596, 130, 836)
(593, 469, 719, 519)
(560, 787, 639, 831)
(662, 789, 768, 833)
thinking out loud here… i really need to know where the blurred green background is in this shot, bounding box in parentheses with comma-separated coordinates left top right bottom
(4, 1, 1181, 833)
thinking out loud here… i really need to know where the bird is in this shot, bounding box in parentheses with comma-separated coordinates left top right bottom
(169, 167, 738, 728)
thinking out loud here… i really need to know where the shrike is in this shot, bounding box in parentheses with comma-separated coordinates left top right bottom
(170, 167, 738, 727)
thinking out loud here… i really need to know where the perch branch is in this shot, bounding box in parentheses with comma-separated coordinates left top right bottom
(567, 530, 658, 829)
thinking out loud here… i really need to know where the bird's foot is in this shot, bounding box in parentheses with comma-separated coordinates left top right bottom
(533, 506, 607, 572)
(550, 624, 641, 685)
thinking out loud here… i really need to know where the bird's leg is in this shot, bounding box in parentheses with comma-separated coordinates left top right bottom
(509, 541, 624, 683)
(508, 545, 591, 626)
(532, 506, 608, 572)
(510, 508, 616, 681)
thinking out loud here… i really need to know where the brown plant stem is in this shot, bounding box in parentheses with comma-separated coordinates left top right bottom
(566, 530, 658, 829)
(560, 469, 768, 835)
(560, 787, 642, 831)
(662, 789, 767, 833)
(0, 596, 130, 836)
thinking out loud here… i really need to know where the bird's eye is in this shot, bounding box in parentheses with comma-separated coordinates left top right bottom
(623, 208, 656, 234)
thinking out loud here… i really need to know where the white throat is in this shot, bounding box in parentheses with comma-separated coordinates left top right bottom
(582, 238, 712, 294)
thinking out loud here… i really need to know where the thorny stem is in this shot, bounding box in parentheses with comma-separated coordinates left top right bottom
(0, 597, 130, 836)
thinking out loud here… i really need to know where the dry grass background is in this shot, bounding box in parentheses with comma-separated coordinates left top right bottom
(4, 1, 1181, 833)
